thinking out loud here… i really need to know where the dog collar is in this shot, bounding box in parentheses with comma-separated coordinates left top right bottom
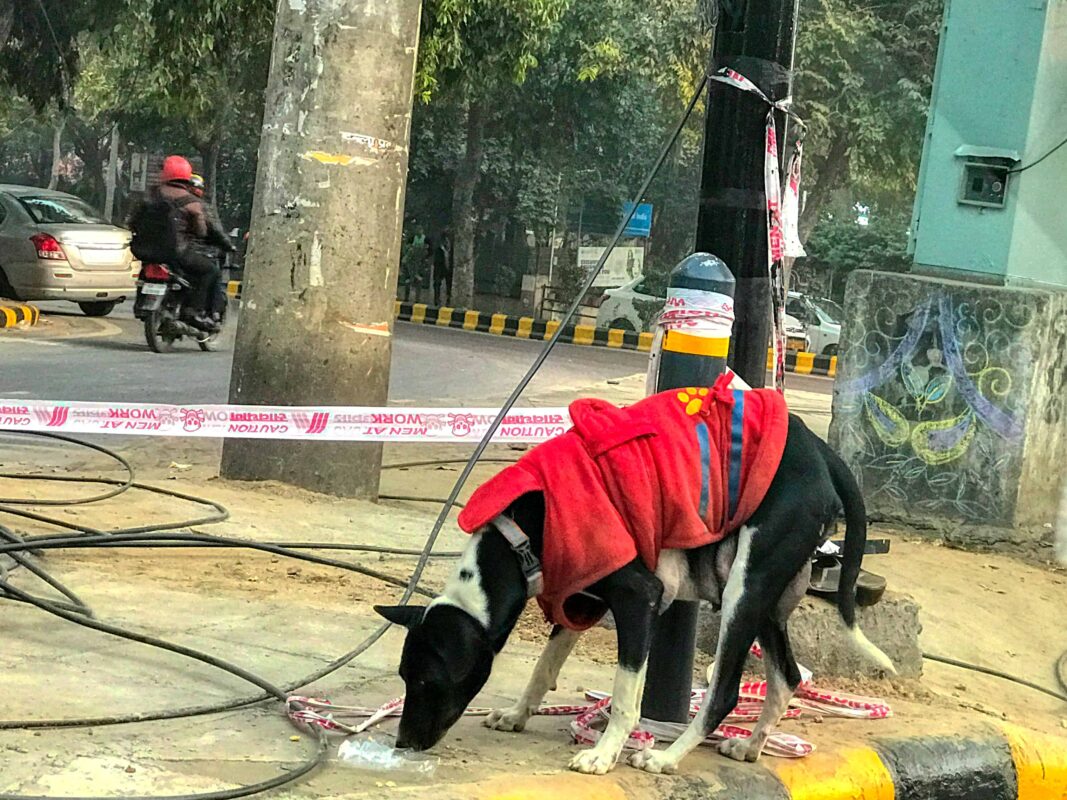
(492, 515, 544, 599)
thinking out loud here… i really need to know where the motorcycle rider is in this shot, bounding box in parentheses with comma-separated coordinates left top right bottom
(128, 156, 220, 332)
(188, 173, 236, 322)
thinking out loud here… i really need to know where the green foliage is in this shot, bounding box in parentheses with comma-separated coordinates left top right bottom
(794, 0, 943, 222)
(416, 0, 570, 101)
(803, 209, 912, 300)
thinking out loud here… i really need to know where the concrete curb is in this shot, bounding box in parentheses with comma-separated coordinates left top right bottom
(225, 281, 836, 376)
(0, 302, 40, 329)
(434, 722, 1067, 799)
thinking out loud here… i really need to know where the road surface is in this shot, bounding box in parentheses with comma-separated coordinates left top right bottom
(0, 304, 833, 406)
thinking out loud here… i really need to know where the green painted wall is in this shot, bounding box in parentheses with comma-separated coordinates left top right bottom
(910, 0, 1066, 288)
(1005, 1, 1067, 288)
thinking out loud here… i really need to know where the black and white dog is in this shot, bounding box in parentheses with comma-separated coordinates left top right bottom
(376, 412, 894, 775)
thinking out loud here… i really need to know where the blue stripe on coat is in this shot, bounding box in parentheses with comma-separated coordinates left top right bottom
(728, 390, 745, 519)
(697, 421, 711, 519)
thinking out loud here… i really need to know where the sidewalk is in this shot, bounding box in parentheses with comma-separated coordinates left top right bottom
(2, 440, 1065, 799)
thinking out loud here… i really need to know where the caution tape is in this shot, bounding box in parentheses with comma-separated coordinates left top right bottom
(0, 399, 570, 443)
(288, 646, 891, 760)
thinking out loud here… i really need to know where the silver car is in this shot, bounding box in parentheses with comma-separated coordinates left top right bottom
(0, 185, 137, 316)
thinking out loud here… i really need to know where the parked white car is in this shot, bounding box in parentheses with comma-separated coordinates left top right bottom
(596, 276, 812, 352)
(786, 292, 843, 356)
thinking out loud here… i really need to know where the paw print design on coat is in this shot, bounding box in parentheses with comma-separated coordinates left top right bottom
(676, 387, 710, 415)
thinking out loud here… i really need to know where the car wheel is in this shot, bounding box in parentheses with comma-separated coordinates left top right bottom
(0, 268, 19, 300)
(79, 300, 117, 317)
(822, 343, 838, 357)
(609, 318, 637, 332)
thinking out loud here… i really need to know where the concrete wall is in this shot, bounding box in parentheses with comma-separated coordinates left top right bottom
(1005, 0, 1067, 289)
(910, 0, 1044, 280)
(830, 271, 1065, 535)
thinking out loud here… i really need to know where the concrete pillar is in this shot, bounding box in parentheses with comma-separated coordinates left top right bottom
(221, 0, 422, 497)
(830, 270, 1067, 543)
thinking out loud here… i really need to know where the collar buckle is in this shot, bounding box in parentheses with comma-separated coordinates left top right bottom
(492, 515, 544, 599)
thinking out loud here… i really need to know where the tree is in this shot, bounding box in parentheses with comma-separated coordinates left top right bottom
(793, 0, 943, 238)
(415, 0, 570, 307)
(405, 0, 709, 305)
(802, 208, 912, 300)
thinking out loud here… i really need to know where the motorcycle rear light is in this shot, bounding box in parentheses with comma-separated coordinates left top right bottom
(142, 263, 171, 280)
(31, 233, 67, 261)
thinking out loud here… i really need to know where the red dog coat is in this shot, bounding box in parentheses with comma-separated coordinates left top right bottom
(457, 373, 789, 630)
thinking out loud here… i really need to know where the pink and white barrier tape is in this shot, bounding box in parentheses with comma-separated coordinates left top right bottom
(286, 647, 891, 760)
(0, 400, 570, 443)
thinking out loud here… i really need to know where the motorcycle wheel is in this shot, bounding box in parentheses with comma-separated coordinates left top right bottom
(199, 299, 227, 352)
(197, 331, 222, 352)
(145, 309, 178, 353)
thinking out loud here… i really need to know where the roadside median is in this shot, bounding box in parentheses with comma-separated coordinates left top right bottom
(0, 302, 40, 329)
(435, 722, 1067, 800)
(224, 282, 837, 377)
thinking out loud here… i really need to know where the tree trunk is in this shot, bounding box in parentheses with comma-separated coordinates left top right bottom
(104, 122, 120, 221)
(220, 0, 421, 498)
(798, 131, 850, 243)
(449, 100, 487, 309)
(199, 135, 222, 208)
(0, 0, 14, 48)
(47, 115, 66, 190)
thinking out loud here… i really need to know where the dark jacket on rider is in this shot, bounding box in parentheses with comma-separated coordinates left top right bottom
(192, 201, 235, 258)
(156, 182, 209, 253)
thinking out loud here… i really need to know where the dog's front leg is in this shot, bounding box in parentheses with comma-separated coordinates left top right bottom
(570, 565, 659, 775)
(486, 625, 581, 732)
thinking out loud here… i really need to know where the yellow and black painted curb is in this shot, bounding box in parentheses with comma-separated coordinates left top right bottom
(0, 303, 40, 329)
(226, 281, 837, 377)
(393, 301, 838, 378)
(445, 723, 1067, 800)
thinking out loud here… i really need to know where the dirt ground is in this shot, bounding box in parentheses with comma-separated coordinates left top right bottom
(2, 426, 1066, 797)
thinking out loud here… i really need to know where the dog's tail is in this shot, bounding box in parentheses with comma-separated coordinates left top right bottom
(818, 437, 897, 675)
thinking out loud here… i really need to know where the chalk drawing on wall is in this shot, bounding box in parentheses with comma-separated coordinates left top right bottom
(836, 293, 1031, 520)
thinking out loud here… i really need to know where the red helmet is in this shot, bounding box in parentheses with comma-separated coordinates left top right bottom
(160, 155, 193, 184)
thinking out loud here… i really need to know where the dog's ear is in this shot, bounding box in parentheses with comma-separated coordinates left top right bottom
(374, 605, 425, 628)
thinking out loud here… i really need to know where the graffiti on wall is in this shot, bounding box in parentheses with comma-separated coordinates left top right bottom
(835, 293, 1031, 521)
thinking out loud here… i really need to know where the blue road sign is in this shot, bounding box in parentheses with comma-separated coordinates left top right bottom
(622, 202, 653, 238)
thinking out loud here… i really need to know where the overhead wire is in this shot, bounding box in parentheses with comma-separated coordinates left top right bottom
(0, 69, 715, 799)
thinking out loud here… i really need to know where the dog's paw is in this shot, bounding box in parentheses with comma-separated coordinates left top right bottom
(483, 706, 530, 733)
(569, 747, 618, 775)
(627, 748, 679, 775)
(717, 737, 758, 763)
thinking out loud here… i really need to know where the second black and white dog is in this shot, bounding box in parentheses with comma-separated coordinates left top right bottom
(376, 412, 894, 775)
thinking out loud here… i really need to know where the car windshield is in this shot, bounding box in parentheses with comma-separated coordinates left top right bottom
(19, 196, 107, 225)
(814, 298, 844, 323)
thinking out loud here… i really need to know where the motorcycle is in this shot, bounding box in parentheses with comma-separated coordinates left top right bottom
(133, 254, 230, 354)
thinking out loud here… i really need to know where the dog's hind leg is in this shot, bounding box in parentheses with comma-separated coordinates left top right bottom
(720, 614, 803, 762)
(719, 563, 808, 762)
(570, 560, 662, 775)
(629, 524, 761, 775)
(485, 625, 581, 732)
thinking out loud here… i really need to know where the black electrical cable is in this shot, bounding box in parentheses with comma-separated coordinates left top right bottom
(394, 70, 711, 609)
(1, 580, 289, 700)
(0, 524, 92, 615)
(1007, 132, 1067, 175)
(923, 652, 1067, 704)
(0, 430, 135, 505)
(382, 457, 520, 470)
(1057, 649, 1067, 697)
(0, 531, 439, 597)
(0, 73, 713, 798)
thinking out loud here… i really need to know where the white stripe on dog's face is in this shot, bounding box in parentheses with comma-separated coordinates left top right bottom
(430, 532, 490, 629)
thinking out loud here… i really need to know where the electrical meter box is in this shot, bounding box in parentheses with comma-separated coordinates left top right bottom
(955, 146, 1018, 209)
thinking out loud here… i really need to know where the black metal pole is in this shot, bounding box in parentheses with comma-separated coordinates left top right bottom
(696, 0, 800, 387)
(641, 254, 735, 724)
